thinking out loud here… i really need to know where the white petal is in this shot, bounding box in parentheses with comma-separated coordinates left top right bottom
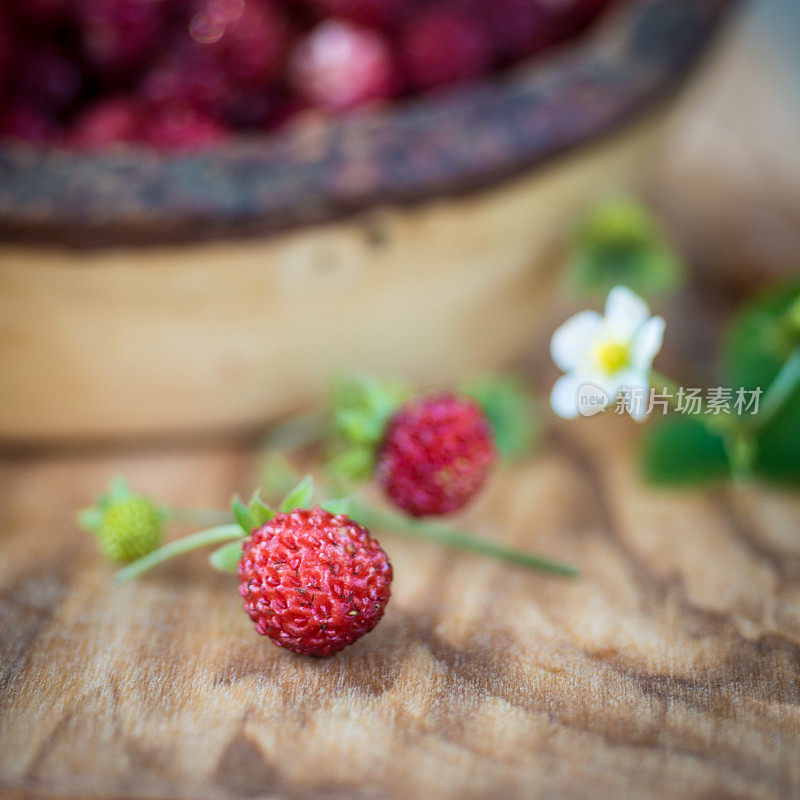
(593, 372, 629, 399)
(604, 286, 651, 340)
(550, 310, 603, 371)
(631, 316, 665, 371)
(550, 373, 587, 419)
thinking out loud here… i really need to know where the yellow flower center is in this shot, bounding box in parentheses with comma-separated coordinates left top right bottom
(593, 339, 630, 376)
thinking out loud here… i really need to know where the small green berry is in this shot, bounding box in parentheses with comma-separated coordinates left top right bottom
(98, 495, 164, 563)
(79, 479, 165, 564)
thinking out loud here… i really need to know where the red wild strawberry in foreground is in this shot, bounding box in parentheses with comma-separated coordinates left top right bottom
(238, 506, 392, 656)
(90, 473, 573, 661)
(376, 393, 495, 517)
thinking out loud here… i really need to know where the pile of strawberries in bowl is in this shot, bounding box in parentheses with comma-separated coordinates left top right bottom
(0, 0, 615, 151)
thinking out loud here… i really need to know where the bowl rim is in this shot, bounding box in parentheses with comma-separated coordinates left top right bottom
(0, 0, 736, 248)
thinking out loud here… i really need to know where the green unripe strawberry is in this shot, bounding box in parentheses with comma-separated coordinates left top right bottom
(79, 478, 164, 564)
(98, 495, 163, 562)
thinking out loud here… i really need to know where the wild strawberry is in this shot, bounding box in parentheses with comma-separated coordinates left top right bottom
(141, 46, 231, 116)
(220, 85, 283, 129)
(188, 0, 288, 85)
(326, 376, 538, 516)
(79, 478, 164, 563)
(104, 470, 573, 604)
(7, 0, 68, 30)
(555, 0, 616, 38)
(238, 506, 392, 656)
(485, 0, 560, 60)
(289, 20, 396, 112)
(0, 105, 57, 144)
(399, 3, 493, 91)
(304, 0, 406, 28)
(12, 46, 83, 117)
(139, 105, 229, 151)
(65, 97, 141, 149)
(376, 393, 495, 516)
(0, 15, 10, 72)
(75, 0, 166, 78)
(97, 496, 164, 562)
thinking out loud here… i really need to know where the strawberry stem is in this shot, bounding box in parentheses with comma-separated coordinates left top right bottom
(164, 508, 233, 527)
(114, 524, 243, 584)
(350, 502, 578, 578)
(116, 495, 578, 582)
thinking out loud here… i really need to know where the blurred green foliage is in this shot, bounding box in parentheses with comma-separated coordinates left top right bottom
(460, 374, 541, 461)
(325, 375, 412, 485)
(570, 196, 683, 298)
(641, 281, 800, 487)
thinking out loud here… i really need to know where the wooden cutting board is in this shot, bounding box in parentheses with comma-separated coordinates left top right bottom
(2, 416, 799, 800)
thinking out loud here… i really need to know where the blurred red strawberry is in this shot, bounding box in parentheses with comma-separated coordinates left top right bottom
(289, 19, 397, 111)
(76, 0, 166, 78)
(399, 3, 493, 91)
(65, 96, 141, 149)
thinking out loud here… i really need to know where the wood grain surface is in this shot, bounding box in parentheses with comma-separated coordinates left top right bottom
(2, 416, 799, 800)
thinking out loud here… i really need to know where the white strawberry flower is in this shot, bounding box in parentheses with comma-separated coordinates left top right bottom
(550, 286, 665, 420)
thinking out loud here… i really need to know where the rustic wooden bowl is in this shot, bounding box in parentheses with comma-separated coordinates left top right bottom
(0, 0, 735, 444)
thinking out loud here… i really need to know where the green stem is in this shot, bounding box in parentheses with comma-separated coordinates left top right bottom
(651, 369, 754, 483)
(651, 344, 800, 486)
(123, 468, 579, 581)
(260, 411, 324, 451)
(720, 431, 754, 486)
(351, 502, 578, 578)
(114, 524, 243, 584)
(649, 370, 683, 411)
(164, 508, 232, 527)
(720, 344, 800, 485)
(748, 345, 800, 433)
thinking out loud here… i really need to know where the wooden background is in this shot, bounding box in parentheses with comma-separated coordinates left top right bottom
(2, 418, 800, 800)
(2, 8, 800, 800)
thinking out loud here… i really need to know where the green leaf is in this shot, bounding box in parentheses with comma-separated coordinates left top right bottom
(724, 281, 800, 484)
(334, 408, 384, 445)
(325, 375, 412, 486)
(326, 446, 374, 485)
(208, 540, 245, 573)
(280, 475, 314, 513)
(724, 282, 800, 389)
(231, 496, 254, 534)
(106, 476, 132, 503)
(321, 498, 351, 516)
(247, 490, 275, 527)
(640, 416, 729, 486)
(77, 507, 103, 533)
(570, 197, 683, 298)
(787, 295, 800, 335)
(460, 374, 540, 461)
